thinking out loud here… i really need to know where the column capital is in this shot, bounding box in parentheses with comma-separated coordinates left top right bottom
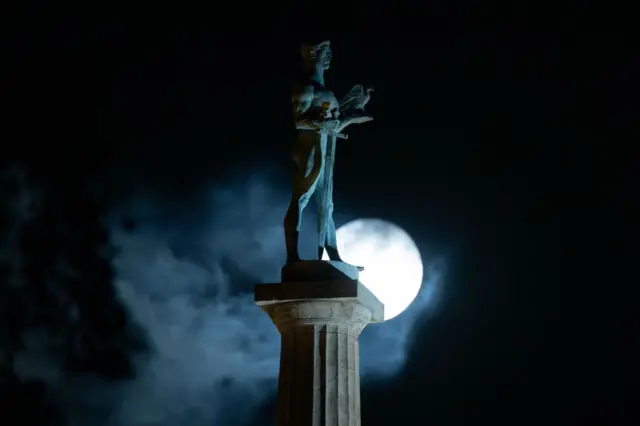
(266, 300, 372, 334)
(255, 278, 384, 327)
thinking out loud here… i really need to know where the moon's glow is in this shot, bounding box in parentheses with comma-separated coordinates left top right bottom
(324, 219, 423, 321)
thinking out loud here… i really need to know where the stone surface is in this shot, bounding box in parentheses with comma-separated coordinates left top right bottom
(256, 263, 384, 426)
(256, 278, 383, 324)
(281, 260, 359, 282)
(272, 301, 368, 426)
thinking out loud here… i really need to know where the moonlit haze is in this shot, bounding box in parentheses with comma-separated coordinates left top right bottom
(323, 219, 424, 320)
(6, 168, 445, 426)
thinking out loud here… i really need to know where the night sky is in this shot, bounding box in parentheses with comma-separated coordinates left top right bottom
(2, 3, 633, 426)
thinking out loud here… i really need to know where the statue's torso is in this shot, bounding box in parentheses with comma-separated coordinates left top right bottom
(292, 82, 340, 166)
(299, 81, 340, 120)
(311, 85, 340, 118)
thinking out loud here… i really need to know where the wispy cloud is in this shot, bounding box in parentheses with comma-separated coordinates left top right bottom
(7, 170, 446, 426)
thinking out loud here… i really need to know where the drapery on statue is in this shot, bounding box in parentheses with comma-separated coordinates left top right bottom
(284, 40, 374, 266)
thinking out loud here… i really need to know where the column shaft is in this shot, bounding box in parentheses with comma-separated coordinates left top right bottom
(269, 300, 371, 426)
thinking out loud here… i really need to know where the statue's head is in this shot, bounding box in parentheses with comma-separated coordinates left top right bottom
(301, 40, 332, 70)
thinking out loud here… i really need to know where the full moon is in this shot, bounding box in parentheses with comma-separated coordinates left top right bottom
(323, 219, 424, 321)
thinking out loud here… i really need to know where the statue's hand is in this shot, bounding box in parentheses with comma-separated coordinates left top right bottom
(336, 115, 373, 133)
(304, 119, 339, 132)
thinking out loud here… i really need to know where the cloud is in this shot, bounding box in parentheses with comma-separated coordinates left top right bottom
(359, 258, 446, 381)
(5, 169, 446, 426)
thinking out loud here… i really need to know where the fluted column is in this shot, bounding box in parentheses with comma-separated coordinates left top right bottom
(255, 262, 384, 426)
(269, 300, 371, 426)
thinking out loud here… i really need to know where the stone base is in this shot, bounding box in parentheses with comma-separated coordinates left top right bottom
(257, 261, 384, 323)
(256, 279, 384, 324)
(281, 260, 359, 283)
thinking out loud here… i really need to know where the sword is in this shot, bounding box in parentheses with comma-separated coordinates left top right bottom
(318, 102, 339, 252)
(315, 102, 349, 139)
(317, 127, 348, 139)
(315, 126, 348, 139)
(318, 132, 336, 253)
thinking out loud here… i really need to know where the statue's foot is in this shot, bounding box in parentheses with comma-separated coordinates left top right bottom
(324, 245, 342, 262)
(325, 246, 365, 271)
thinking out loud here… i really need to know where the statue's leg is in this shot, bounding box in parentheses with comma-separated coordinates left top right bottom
(314, 167, 326, 260)
(313, 148, 362, 269)
(319, 199, 343, 261)
(325, 213, 338, 252)
(284, 139, 323, 264)
(314, 161, 342, 261)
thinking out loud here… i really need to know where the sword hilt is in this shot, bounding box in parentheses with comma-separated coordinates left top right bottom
(317, 129, 348, 139)
(317, 102, 348, 139)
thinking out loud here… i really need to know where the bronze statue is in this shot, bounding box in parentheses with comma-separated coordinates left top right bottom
(284, 41, 374, 265)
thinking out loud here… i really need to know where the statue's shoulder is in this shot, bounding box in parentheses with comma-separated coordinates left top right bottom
(293, 81, 315, 94)
(292, 82, 315, 102)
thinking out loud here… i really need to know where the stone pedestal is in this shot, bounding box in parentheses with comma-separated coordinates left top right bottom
(255, 261, 383, 426)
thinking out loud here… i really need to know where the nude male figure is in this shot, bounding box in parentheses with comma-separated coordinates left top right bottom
(284, 41, 373, 265)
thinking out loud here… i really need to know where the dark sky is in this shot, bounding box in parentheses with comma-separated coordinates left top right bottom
(2, 3, 634, 426)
